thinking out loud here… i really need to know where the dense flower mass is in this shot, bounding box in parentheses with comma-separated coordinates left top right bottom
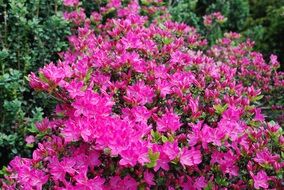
(1, 0, 284, 189)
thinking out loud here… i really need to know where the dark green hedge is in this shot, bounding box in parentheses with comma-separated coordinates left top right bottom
(0, 0, 71, 167)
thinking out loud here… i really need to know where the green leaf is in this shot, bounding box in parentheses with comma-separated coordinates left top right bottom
(251, 95, 264, 102)
(151, 129, 161, 142)
(84, 68, 93, 84)
(215, 176, 229, 186)
(26, 143, 34, 148)
(162, 37, 172, 45)
(28, 123, 39, 133)
(204, 182, 213, 190)
(161, 135, 168, 143)
(146, 150, 160, 168)
(0, 166, 8, 177)
(141, 0, 150, 6)
(213, 104, 228, 115)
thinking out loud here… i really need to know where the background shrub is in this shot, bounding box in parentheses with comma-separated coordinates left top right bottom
(0, 0, 71, 166)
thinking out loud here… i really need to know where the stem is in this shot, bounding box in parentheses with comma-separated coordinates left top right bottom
(168, 0, 173, 8)
(36, 0, 40, 18)
(4, 8, 7, 46)
(54, 0, 58, 14)
(17, 49, 20, 70)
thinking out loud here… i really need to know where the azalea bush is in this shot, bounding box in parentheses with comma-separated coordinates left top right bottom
(1, 0, 284, 189)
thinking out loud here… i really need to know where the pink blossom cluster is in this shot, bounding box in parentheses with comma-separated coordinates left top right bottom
(1, 1, 284, 189)
(203, 12, 227, 26)
(63, 0, 79, 7)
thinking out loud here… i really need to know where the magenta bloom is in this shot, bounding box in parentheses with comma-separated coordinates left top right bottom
(63, 0, 79, 7)
(252, 170, 269, 189)
(144, 170, 156, 186)
(254, 148, 279, 166)
(180, 148, 202, 167)
(125, 81, 155, 105)
(156, 110, 182, 132)
(163, 141, 179, 160)
(25, 135, 35, 144)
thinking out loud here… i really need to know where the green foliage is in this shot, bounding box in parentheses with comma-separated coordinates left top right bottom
(246, 1, 284, 66)
(0, 0, 71, 166)
(170, 0, 201, 29)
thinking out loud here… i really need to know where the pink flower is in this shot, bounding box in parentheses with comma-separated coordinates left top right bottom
(75, 176, 105, 190)
(188, 121, 209, 149)
(119, 141, 149, 166)
(193, 176, 207, 190)
(63, 0, 79, 7)
(49, 157, 76, 181)
(121, 175, 138, 190)
(62, 118, 81, 142)
(204, 126, 225, 146)
(156, 110, 182, 132)
(211, 150, 239, 177)
(222, 106, 241, 121)
(39, 63, 66, 84)
(4, 1, 284, 189)
(87, 151, 101, 167)
(65, 80, 84, 98)
(254, 148, 279, 166)
(30, 170, 49, 190)
(28, 72, 49, 90)
(72, 90, 114, 118)
(203, 12, 226, 26)
(25, 135, 35, 144)
(154, 151, 170, 171)
(252, 170, 269, 189)
(35, 118, 50, 132)
(188, 97, 200, 117)
(180, 148, 202, 167)
(254, 108, 265, 121)
(144, 170, 156, 186)
(122, 106, 151, 125)
(270, 54, 279, 68)
(156, 78, 172, 97)
(163, 141, 179, 160)
(125, 81, 155, 105)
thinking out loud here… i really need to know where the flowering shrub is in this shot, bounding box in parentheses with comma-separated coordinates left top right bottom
(1, 0, 284, 189)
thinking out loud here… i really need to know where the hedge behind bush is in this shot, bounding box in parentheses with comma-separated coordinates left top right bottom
(0, 0, 71, 167)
